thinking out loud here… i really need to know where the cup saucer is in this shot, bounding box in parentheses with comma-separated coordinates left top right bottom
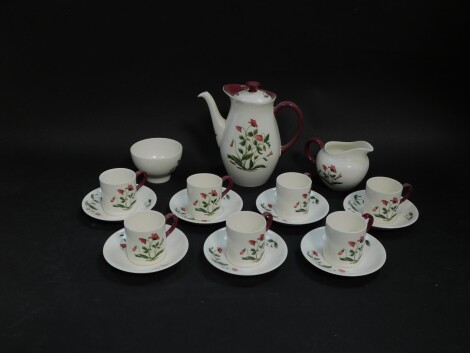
(255, 187, 329, 225)
(343, 190, 419, 229)
(169, 188, 243, 224)
(300, 226, 386, 277)
(102, 225, 188, 274)
(203, 227, 287, 276)
(82, 185, 157, 222)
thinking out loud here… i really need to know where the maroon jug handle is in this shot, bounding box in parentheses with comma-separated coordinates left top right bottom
(274, 101, 304, 155)
(262, 211, 273, 231)
(362, 213, 374, 232)
(401, 183, 413, 204)
(304, 137, 325, 164)
(136, 170, 148, 191)
(164, 213, 178, 237)
(221, 175, 234, 198)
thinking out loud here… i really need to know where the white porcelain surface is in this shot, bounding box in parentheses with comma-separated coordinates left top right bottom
(300, 226, 386, 276)
(275, 172, 312, 220)
(103, 226, 188, 274)
(169, 188, 243, 224)
(256, 187, 329, 225)
(130, 137, 182, 183)
(343, 190, 419, 229)
(82, 185, 157, 221)
(203, 227, 287, 276)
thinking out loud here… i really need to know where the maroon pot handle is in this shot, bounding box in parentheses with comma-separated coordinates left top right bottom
(262, 211, 273, 231)
(135, 170, 148, 191)
(304, 137, 325, 164)
(400, 183, 413, 204)
(362, 213, 374, 232)
(274, 101, 304, 155)
(221, 175, 234, 198)
(164, 213, 178, 237)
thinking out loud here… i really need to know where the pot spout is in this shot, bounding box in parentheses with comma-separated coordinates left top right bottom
(198, 91, 226, 146)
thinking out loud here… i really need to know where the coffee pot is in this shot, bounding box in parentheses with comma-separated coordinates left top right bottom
(198, 81, 303, 187)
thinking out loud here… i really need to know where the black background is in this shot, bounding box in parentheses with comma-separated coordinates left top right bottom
(1, 1, 468, 352)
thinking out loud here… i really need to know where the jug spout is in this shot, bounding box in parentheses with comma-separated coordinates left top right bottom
(354, 141, 374, 153)
(198, 91, 226, 146)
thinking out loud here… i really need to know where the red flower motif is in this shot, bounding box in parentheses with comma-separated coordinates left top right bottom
(254, 134, 263, 141)
(392, 197, 399, 203)
(338, 269, 346, 273)
(348, 241, 356, 247)
(381, 200, 389, 206)
(193, 200, 198, 206)
(338, 249, 344, 255)
(236, 126, 242, 132)
(313, 250, 318, 256)
(372, 206, 378, 212)
(267, 151, 273, 157)
(259, 234, 265, 241)
(359, 236, 364, 243)
(230, 139, 234, 147)
(110, 197, 115, 202)
(302, 193, 308, 199)
(329, 165, 337, 173)
(132, 246, 137, 252)
(249, 240, 256, 246)
(240, 249, 246, 255)
(232, 268, 238, 271)
(120, 244, 126, 249)
(117, 189, 124, 195)
(139, 238, 147, 244)
(268, 203, 273, 208)
(209, 190, 218, 196)
(249, 118, 258, 127)
(217, 247, 223, 253)
(200, 193, 207, 199)
(127, 184, 134, 191)
(149, 233, 160, 240)
(181, 207, 186, 212)
(322, 164, 327, 171)
(294, 202, 300, 208)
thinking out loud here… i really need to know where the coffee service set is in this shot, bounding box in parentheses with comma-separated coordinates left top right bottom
(82, 81, 419, 277)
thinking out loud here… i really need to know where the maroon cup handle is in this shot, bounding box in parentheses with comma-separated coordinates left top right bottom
(221, 175, 234, 198)
(262, 211, 273, 231)
(274, 101, 304, 155)
(164, 213, 178, 237)
(362, 213, 374, 232)
(135, 170, 148, 191)
(401, 183, 413, 204)
(304, 137, 325, 164)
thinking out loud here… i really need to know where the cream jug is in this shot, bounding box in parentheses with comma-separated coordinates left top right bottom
(198, 81, 304, 187)
(305, 137, 373, 191)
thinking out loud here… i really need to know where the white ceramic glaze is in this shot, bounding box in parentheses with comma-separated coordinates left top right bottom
(323, 211, 373, 268)
(99, 168, 148, 216)
(198, 81, 303, 187)
(186, 173, 234, 221)
(123, 210, 178, 266)
(82, 185, 157, 222)
(305, 138, 373, 191)
(130, 137, 182, 183)
(225, 211, 273, 268)
(300, 227, 386, 277)
(103, 226, 188, 274)
(203, 227, 287, 276)
(274, 172, 312, 220)
(256, 187, 329, 225)
(363, 176, 413, 225)
(169, 188, 243, 224)
(343, 190, 419, 229)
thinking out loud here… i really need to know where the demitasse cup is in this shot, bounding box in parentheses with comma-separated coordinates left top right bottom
(225, 211, 273, 267)
(123, 210, 178, 265)
(186, 173, 234, 221)
(274, 172, 312, 219)
(363, 176, 413, 224)
(323, 211, 374, 268)
(99, 168, 148, 216)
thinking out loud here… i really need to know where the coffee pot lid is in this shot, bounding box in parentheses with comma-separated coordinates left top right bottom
(223, 81, 276, 103)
